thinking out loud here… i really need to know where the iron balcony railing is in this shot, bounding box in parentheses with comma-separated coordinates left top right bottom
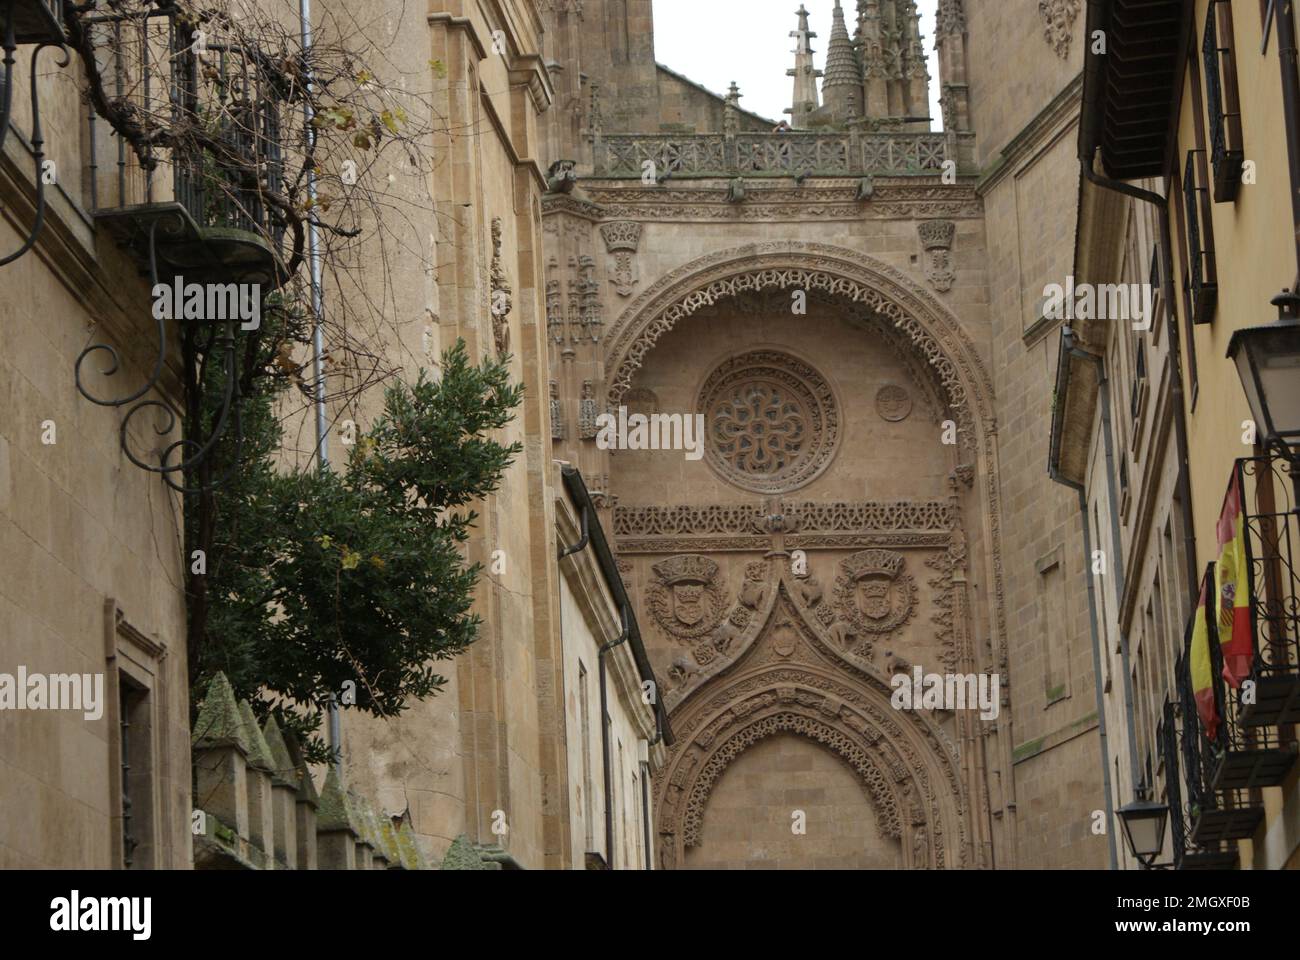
(593, 131, 962, 179)
(1174, 644, 1265, 847)
(1235, 454, 1300, 726)
(1160, 698, 1238, 869)
(1202, 0, 1244, 202)
(85, 5, 287, 274)
(1183, 149, 1218, 325)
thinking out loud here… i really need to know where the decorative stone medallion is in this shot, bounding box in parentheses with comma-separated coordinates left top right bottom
(833, 549, 918, 638)
(698, 350, 839, 495)
(875, 384, 913, 422)
(648, 554, 728, 642)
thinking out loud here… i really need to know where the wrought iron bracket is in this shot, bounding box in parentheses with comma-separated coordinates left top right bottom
(0, 0, 68, 266)
(76, 219, 249, 495)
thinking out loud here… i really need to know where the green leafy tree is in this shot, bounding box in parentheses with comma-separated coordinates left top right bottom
(188, 337, 523, 761)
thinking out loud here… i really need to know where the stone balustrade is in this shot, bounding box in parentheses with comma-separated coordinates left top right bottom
(593, 130, 974, 178)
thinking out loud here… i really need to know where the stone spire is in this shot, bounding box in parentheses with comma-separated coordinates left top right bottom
(786, 4, 822, 128)
(822, 0, 863, 122)
(901, 0, 932, 129)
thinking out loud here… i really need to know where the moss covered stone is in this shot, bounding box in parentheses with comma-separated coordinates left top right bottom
(440, 834, 488, 870)
(191, 673, 250, 754)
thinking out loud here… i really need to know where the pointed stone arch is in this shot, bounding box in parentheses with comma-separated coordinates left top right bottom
(654, 571, 970, 870)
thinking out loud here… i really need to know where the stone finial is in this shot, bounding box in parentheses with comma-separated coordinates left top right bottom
(394, 817, 428, 871)
(237, 699, 277, 773)
(317, 765, 358, 834)
(261, 716, 298, 788)
(822, 0, 864, 118)
(440, 834, 489, 870)
(191, 673, 250, 754)
(378, 817, 402, 867)
(282, 730, 320, 806)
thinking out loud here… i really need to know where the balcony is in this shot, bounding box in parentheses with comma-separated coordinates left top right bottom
(593, 131, 966, 179)
(85, 5, 288, 289)
(1160, 700, 1237, 869)
(1235, 455, 1300, 728)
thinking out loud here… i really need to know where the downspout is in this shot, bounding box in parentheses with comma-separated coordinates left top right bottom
(1276, 0, 1300, 283)
(1061, 329, 1142, 799)
(598, 604, 631, 868)
(298, 0, 339, 768)
(1048, 335, 1118, 871)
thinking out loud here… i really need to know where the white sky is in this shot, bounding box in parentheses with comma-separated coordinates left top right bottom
(651, 0, 943, 129)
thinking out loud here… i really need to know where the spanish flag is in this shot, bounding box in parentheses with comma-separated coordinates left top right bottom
(1215, 469, 1254, 688)
(1190, 567, 1219, 741)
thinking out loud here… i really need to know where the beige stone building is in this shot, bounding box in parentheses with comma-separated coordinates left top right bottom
(16, 0, 1291, 874)
(1055, 0, 1300, 870)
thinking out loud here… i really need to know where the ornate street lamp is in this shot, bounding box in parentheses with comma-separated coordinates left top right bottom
(0, 0, 68, 266)
(1116, 793, 1170, 869)
(1228, 290, 1300, 511)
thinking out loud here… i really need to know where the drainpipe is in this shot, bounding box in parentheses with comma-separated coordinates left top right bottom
(1048, 334, 1118, 871)
(599, 604, 631, 868)
(1277, 0, 1300, 283)
(298, 0, 339, 768)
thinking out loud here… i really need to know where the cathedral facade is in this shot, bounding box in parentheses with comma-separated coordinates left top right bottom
(540, 0, 1104, 870)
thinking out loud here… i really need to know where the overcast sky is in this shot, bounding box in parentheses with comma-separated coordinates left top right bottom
(652, 0, 943, 129)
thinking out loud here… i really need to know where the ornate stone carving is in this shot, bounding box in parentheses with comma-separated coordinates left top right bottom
(918, 219, 956, 293)
(833, 549, 918, 642)
(1038, 0, 1081, 59)
(600, 220, 642, 298)
(602, 245, 994, 457)
(936, 0, 965, 37)
(545, 259, 564, 347)
(680, 711, 903, 847)
(698, 351, 839, 495)
(550, 380, 564, 440)
(489, 217, 512, 357)
(875, 384, 913, 422)
(578, 381, 599, 439)
(614, 499, 954, 538)
(648, 555, 728, 642)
